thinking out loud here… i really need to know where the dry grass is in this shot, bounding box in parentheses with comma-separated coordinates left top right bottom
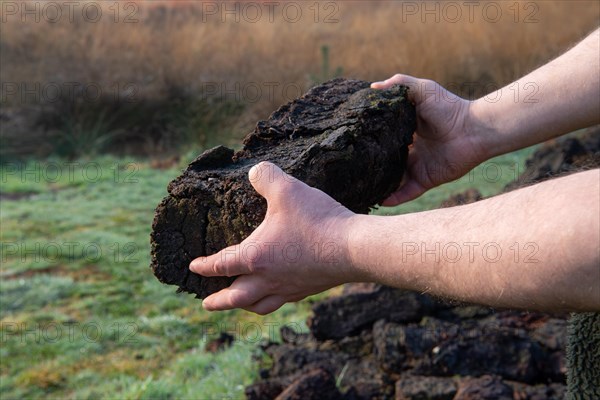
(1, 0, 598, 156)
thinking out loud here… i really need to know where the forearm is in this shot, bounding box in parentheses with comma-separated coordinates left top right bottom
(469, 29, 600, 159)
(347, 169, 600, 312)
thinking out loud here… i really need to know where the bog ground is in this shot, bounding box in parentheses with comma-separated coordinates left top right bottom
(0, 148, 535, 399)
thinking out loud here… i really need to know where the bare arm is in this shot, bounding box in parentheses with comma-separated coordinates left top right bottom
(348, 169, 600, 312)
(190, 164, 600, 314)
(470, 28, 600, 159)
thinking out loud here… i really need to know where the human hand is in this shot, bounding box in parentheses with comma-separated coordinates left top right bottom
(372, 74, 487, 205)
(189, 162, 358, 315)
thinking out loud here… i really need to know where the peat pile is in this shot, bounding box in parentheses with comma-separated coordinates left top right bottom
(505, 126, 600, 190)
(150, 78, 415, 299)
(246, 285, 568, 400)
(245, 126, 600, 399)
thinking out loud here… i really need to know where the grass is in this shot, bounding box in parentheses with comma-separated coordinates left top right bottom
(0, 147, 536, 399)
(373, 146, 538, 216)
(0, 158, 325, 399)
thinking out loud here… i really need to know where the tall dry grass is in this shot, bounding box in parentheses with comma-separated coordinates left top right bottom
(1, 0, 598, 157)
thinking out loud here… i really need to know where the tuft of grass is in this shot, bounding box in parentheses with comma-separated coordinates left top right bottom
(52, 108, 126, 159)
(309, 45, 344, 87)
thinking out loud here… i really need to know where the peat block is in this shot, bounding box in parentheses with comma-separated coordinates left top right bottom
(150, 78, 416, 298)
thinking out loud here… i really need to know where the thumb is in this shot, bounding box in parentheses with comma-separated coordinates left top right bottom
(371, 74, 429, 106)
(248, 161, 298, 203)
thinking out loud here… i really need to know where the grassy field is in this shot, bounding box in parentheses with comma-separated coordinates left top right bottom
(1, 0, 597, 398)
(0, 157, 320, 399)
(0, 147, 536, 399)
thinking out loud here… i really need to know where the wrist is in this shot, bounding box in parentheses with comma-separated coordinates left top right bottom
(343, 214, 381, 284)
(344, 213, 425, 291)
(465, 98, 501, 162)
(314, 211, 365, 286)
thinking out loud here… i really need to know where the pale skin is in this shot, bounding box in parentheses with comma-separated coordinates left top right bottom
(190, 29, 600, 315)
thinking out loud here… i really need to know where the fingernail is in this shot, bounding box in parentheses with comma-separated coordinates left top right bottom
(189, 257, 205, 270)
(249, 163, 262, 183)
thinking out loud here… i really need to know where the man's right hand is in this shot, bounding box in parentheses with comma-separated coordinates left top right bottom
(372, 75, 488, 206)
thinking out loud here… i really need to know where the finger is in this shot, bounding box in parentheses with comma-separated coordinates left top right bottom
(202, 275, 268, 311)
(371, 74, 429, 105)
(190, 244, 250, 277)
(248, 161, 300, 204)
(371, 73, 419, 91)
(242, 295, 286, 315)
(381, 180, 427, 207)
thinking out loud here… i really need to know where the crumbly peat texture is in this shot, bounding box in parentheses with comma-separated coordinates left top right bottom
(150, 78, 416, 299)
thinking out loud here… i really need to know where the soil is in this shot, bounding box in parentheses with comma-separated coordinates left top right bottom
(150, 78, 416, 299)
(244, 126, 600, 399)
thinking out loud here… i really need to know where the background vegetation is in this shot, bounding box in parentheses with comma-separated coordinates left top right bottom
(1, 1, 598, 398)
(2, 0, 598, 159)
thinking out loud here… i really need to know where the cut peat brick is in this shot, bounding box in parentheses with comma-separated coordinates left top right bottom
(150, 78, 416, 299)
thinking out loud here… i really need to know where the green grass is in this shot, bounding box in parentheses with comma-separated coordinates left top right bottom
(373, 147, 537, 216)
(0, 158, 319, 399)
(0, 148, 535, 399)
